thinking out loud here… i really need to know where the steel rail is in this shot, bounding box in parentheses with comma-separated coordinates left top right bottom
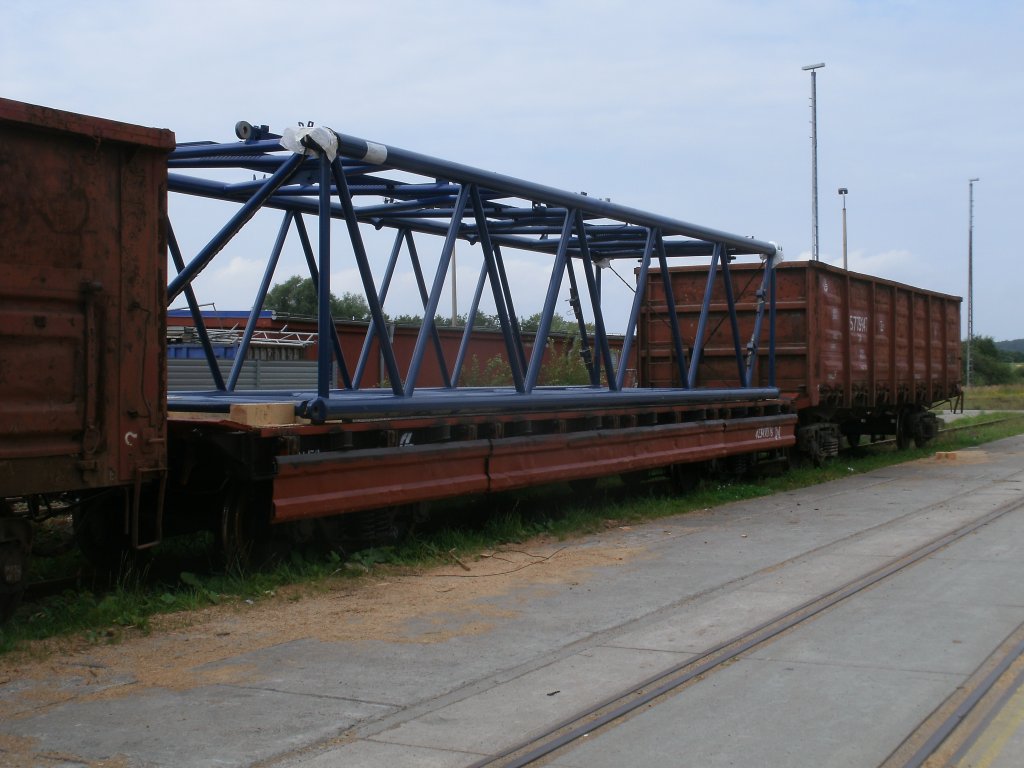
(898, 632, 1024, 768)
(469, 493, 1024, 768)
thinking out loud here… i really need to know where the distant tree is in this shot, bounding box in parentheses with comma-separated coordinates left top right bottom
(519, 312, 587, 335)
(263, 276, 371, 320)
(332, 291, 371, 321)
(964, 335, 1017, 385)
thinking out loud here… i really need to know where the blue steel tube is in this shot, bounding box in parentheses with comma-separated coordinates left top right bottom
(329, 157, 405, 394)
(228, 211, 293, 390)
(574, 209, 616, 389)
(404, 185, 470, 395)
(745, 262, 774, 387)
(317, 154, 333, 399)
(717, 250, 746, 386)
(655, 235, 690, 388)
(167, 223, 226, 391)
(564, 258, 599, 386)
(687, 244, 722, 389)
(168, 152, 304, 303)
(524, 210, 575, 392)
(404, 231, 452, 388)
(615, 229, 655, 390)
(469, 186, 526, 392)
(452, 260, 490, 387)
(330, 131, 777, 258)
(293, 214, 352, 389)
(353, 228, 404, 387)
(769, 261, 777, 388)
(493, 243, 527, 375)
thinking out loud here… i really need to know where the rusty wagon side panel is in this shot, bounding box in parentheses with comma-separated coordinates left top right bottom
(0, 98, 175, 497)
(639, 261, 961, 415)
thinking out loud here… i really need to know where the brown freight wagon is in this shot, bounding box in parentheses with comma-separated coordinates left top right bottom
(0, 99, 175, 588)
(639, 260, 962, 461)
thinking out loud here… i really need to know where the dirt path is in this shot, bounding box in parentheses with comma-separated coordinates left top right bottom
(0, 536, 647, 733)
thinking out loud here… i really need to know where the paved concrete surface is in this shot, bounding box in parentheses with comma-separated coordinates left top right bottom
(2, 435, 1024, 767)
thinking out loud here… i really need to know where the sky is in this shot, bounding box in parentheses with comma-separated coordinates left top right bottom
(2, 0, 1020, 339)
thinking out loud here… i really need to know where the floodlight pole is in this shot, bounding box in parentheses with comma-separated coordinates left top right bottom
(803, 63, 825, 261)
(838, 187, 848, 270)
(967, 177, 979, 387)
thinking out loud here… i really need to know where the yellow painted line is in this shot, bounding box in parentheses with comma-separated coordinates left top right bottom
(958, 683, 1024, 768)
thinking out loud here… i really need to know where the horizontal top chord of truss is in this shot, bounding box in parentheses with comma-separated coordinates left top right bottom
(168, 127, 778, 265)
(166, 122, 781, 423)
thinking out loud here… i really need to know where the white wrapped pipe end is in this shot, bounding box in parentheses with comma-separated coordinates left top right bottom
(768, 241, 784, 267)
(362, 141, 388, 165)
(281, 125, 339, 162)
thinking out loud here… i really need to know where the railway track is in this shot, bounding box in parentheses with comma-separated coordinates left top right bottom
(468, 491, 1024, 767)
(884, 623, 1024, 767)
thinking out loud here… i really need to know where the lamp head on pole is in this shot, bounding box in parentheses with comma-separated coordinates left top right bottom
(802, 63, 826, 71)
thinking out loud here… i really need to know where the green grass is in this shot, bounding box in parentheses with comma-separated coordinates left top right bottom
(961, 384, 1024, 411)
(4, 412, 1024, 656)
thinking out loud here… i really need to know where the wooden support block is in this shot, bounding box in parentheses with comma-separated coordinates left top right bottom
(228, 402, 302, 427)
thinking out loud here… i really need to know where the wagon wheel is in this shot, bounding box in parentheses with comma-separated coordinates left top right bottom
(846, 432, 862, 448)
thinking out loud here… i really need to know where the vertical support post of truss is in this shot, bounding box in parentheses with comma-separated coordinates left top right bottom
(564, 258, 599, 386)
(744, 259, 775, 388)
(452, 260, 490, 387)
(717, 247, 746, 386)
(469, 185, 525, 392)
(293, 214, 352, 389)
(688, 243, 723, 389)
(316, 154, 333, 399)
(228, 210, 293, 390)
(167, 222, 226, 391)
(168, 152, 304, 303)
(354, 228, 405, 387)
(769, 258, 777, 388)
(494, 244, 527, 376)
(524, 209, 575, 392)
(616, 228, 655, 390)
(404, 232, 452, 388)
(330, 157, 405, 395)
(405, 185, 470, 395)
(574, 210, 616, 389)
(655, 235, 690, 388)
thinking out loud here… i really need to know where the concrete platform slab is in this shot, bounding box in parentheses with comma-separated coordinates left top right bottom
(551, 658, 958, 768)
(370, 645, 691, 754)
(1, 683, 392, 767)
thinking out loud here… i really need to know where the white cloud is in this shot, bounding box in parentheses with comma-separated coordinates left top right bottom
(5, 0, 1022, 338)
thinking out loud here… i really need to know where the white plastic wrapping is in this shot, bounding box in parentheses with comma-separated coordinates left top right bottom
(281, 125, 338, 162)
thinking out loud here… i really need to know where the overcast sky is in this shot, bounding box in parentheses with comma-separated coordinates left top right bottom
(3, 0, 1020, 339)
